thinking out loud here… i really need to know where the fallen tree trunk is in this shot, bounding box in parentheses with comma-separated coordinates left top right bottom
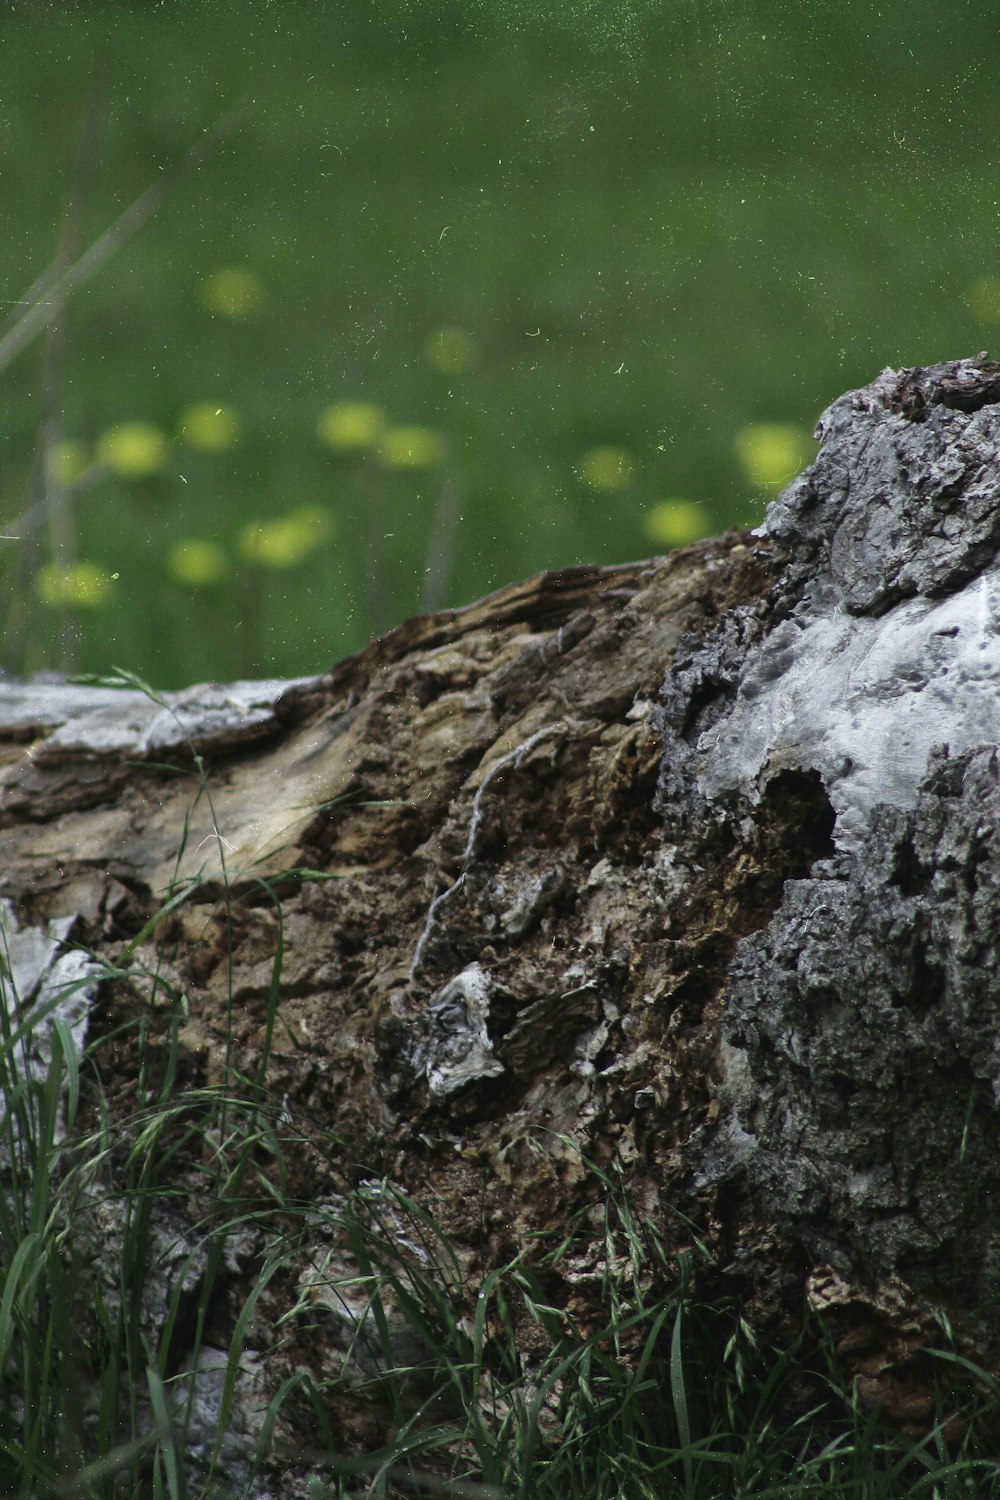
(4, 354, 1000, 1490)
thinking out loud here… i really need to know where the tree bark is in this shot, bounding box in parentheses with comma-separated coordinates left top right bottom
(4, 353, 1000, 1489)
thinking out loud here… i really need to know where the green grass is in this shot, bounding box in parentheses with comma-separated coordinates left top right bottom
(2, 675, 1000, 1497)
(2, 1, 1000, 684)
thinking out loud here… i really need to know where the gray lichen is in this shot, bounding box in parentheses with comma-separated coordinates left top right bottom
(686, 355, 1000, 1349)
(696, 354, 1000, 851)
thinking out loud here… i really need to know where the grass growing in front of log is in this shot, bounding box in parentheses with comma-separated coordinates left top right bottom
(3, 980, 1000, 1499)
(287, 1176, 1000, 1500)
(2, 681, 1000, 1497)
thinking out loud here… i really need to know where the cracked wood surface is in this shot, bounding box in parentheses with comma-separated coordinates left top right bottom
(8, 358, 1000, 1488)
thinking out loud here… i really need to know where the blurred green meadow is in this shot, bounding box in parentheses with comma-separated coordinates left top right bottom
(3, 0, 999, 686)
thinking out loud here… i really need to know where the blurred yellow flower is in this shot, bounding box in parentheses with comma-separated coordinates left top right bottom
(179, 403, 242, 452)
(37, 561, 113, 608)
(167, 538, 229, 587)
(316, 402, 384, 452)
(46, 440, 88, 487)
(200, 267, 263, 318)
(96, 422, 169, 479)
(735, 423, 812, 490)
(579, 445, 633, 491)
(967, 276, 1000, 323)
(379, 425, 445, 470)
(644, 500, 709, 548)
(238, 507, 334, 569)
(425, 326, 475, 374)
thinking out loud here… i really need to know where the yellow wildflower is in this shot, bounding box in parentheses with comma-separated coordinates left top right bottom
(316, 402, 384, 452)
(37, 561, 113, 608)
(734, 423, 812, 490)
(579, 446, 633, 491)
(46, 440, 88, 486)
(179, 404, 242, 452)
(238, 507, 333, 568)
(379, 426, 445, 470)
(167, 539, 229, 587)
(644, 500, 709, 548)
(96, 422, 168, 479)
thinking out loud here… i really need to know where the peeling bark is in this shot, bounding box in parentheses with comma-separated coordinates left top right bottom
(5, 354, 1000, 1489)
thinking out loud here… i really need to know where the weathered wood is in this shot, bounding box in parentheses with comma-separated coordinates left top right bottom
(5, 354, 1000, 1490)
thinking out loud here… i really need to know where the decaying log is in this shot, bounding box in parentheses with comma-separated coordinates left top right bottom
(4, 354, 1000, 1489)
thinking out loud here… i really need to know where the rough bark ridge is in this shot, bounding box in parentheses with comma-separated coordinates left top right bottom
(3, 354, 1000, 1488)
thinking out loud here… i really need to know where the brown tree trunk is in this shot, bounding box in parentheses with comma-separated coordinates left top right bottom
(4, 354, 1000, 1490)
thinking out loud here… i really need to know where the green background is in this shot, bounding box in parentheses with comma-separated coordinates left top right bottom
(3, 0, 997, 686)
